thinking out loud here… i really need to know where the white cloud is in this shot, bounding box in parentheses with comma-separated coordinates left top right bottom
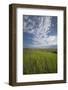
(24, 16, 57, 48)
(47, 36, 57, 46)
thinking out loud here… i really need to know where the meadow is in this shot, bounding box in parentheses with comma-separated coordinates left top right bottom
(23, 48, 57, 74)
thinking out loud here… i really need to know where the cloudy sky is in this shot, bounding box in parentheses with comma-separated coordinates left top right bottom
(23, 15, 57, 48)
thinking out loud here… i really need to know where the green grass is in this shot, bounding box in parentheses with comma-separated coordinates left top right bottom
(23, 48, 57, 74)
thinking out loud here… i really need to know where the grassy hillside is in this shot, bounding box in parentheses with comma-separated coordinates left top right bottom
(23, 48, 57, 74)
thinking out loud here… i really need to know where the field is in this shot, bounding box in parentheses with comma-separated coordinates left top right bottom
(23, 48, 57, 74)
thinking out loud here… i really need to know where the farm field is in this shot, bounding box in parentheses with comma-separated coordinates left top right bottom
(23, 48, 57, 74)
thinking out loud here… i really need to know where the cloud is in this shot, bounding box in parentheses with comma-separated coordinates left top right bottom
(23, 15, 57, 48)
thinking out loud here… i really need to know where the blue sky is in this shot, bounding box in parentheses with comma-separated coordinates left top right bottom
(23, 15, 57, 48)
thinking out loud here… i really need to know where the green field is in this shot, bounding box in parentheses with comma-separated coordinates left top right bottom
(23, 48, 57, 74)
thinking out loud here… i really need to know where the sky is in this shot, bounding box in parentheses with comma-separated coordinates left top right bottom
(23, 15, 57, 48)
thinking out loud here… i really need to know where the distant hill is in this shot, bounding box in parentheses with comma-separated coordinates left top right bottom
(23, 45, 57, 49)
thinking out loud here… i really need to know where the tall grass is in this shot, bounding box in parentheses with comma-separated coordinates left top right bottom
(23, 49, 57, 74)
